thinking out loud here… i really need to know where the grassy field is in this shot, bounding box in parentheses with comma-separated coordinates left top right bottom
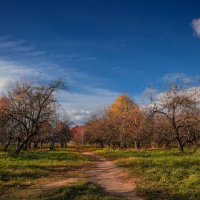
(2, 146, 199, 200)
(0, 147, 123, 200)
(94, 148, 200, 200)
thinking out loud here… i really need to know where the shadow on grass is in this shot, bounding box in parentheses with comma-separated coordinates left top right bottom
(9, 150, 86, 162)
(1, 170, 47, 182)
(0, 163, 84, 184)
(0, 149, 88, 186)
(41, 181, 124, 200)
(138, 187, 200, 200)
(101, 149, 184, 160)
(26, 163, 84, 174)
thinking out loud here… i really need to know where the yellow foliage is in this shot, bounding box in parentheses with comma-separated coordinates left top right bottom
(109, 95, 138, 114)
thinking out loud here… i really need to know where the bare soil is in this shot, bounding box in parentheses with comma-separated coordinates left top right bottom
(82, 152, 143, 200)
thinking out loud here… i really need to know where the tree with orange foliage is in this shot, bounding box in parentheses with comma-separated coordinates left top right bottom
(109, 95, 148, 149)
(85, 95, 148, 149)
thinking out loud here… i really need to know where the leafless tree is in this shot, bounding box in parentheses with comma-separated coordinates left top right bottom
(3, 79, 65, 154)
(147, 78, 200, 152)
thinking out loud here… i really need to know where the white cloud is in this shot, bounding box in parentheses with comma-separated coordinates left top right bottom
(191, 18, 200, 37)
(0, 59, 37, 94)
(58, 88, 119, 124)
(0, 35, 123, 124)
(0, 37, 34, 52)
(0, 36, 47, 57)
(0, 58, 120, 124)
(0, 77, 11, 93)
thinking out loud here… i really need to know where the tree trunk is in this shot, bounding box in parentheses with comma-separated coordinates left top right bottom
(176, 138, 184, 152)
(61, 141, 64, 148)
(28, 141, 31, 150)
(124, 142, 127, 149)
(34, 142, 38, 149)
(49, 133, 55, 150)
(134, 141, 141, 150)
(163, 140, 171, 149)
(3, 141, 11, 151)
(40, 140, 43, 149)
(117, 142, 121, 148)
(15, 135, 32, 154)
(49, 141, 54, 150)
(23, 143, 28, 150)
(100, 141, 104, 148)
(17, 138, 21, 148)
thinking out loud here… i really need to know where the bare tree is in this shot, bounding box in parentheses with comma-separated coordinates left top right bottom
(148, 78, 200, 152)
(4, 79, 65, 154)
(55, 119, 71, 148)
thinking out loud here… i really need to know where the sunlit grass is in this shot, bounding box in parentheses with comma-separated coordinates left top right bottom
(0, 147, 90, 199)
(0, 147, 125, 200)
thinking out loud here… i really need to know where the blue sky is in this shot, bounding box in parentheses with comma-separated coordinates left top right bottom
(0, 0, 200, 123)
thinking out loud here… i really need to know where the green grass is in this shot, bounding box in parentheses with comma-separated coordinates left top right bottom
(0, 147, 90, 199)
(2, 146, 200, 200)
(40, 181, 124, 200)
(94, 148, 200, 200)
(0, 147, 125, 200)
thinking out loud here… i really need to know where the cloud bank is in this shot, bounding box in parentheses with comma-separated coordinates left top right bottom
(191, 18, 200, 37)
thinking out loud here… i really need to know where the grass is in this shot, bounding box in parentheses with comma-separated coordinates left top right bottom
(40, 181, 124, 200)
(0, 147, 90, 199)
(94, 148, 200, 200)
(0, 147, 125, 200)
(2, 146, 199, 200)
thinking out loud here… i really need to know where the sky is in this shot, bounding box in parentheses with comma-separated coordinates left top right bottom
(0, 0, 200, 123)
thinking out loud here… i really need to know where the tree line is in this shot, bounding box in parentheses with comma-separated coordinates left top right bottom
(0, 79, 71, 154)
(84, 78, 200, 152)
(1, 77, 200, 154)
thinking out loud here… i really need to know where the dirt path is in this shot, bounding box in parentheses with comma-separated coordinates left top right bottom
(82, 152, 143, 200)
(9, 151, 143, 200)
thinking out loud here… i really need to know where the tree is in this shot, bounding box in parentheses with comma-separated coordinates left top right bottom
(84, 117, 106, 147)
(148, 79, 200, 152)
(4, 79, 65, 154)
(56, 120, 71, 148)
(151, 115, 174, 148)
(109, 95, 138, 114)
(0, 96, 13, 150)
(108, 95, 147, 149)
(85, 95, 148, 149)
(118, 105, 146, 149)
